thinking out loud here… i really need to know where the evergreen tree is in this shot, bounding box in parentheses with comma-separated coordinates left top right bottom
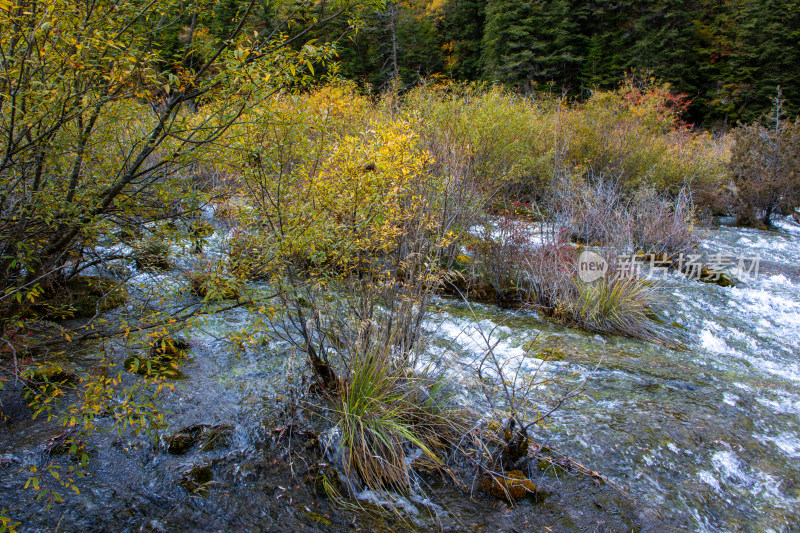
(701, 0, 800, 124)
(579, 0, 635, 92)
(631, 1, 703, 92)
(439, 0, 486, 80)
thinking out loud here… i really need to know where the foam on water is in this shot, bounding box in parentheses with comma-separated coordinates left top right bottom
(421, 220, 800, 530)
(757, 433, 800, 457)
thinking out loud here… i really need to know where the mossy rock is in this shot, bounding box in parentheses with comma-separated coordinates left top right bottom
(133, 241, 172, 272)
(115, 226, 141, 245)
(481, 470, 537, 500)
(104, 262, 131, 280)
(301, 509, 332, 527)
(537, 458, 569, 478)
(168, 432, 198, 455)
(200, 424, 234, 451)
(24, 364, 79, 387)
(34, 276, 128, 320)
(124, 355, 187, 379)
(189, 220, 215, 238)
(22, 364, 80, 404)
(455, 253, 473, 266)
(167, 424, 206, 455)
(698, 268, 735, 287)
(149, 336, 190, 359)
(179, 464, 213, 495)
(535, 347, 568, 362)
(188, 272, 241, 301)
(65, 276, 128, 317)
(167, 424, 233, 455)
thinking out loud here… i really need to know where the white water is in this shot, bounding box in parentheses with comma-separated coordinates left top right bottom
(421, 215, 800, 531)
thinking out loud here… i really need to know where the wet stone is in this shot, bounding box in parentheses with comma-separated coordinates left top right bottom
(480, 470, 537, 500)
(179, 464, 213, 494)
(167, 424, 234, 455)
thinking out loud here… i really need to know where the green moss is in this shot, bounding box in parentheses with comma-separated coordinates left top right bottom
(536, 347, 568, 361)
(133, 240, 172, 271)
(301, 509, 332, 527)
(32, 276, 128, 320)
(455, 253, 473, 266)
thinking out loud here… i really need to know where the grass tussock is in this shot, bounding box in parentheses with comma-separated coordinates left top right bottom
(564, 276, 657, 338)
(332, 345, 461, 496)
(521, 242, 663, 341)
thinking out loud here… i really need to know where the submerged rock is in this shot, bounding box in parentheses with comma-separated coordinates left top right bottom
(125, 336, 191, 378)
(698, 268, 735, 287)
(187, 272, 241, 301)
(168, 430, 199, 455)
(33, 275, 128, 320)
(200, 424, 234, 451)
(133, 240, 172, 272)
(179, 463, 213, 494)
(149, 336, 190, 359)
(481, 470, 537, 500)
(167, 424, 234, 455)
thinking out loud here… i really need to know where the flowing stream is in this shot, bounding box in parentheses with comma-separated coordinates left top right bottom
(1, 217, 799, 532)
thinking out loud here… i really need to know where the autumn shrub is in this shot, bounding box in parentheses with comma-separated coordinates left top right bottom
(568, 77, 727, 195)
(226, 114, 441, 275)
(629, 186, 697, 257)
(401, 83, 556, 201)
(132, 240, 172, 272)
(729, 94, 800, 227)
(226, 230, 276, 281)
(400, 80, 726, 216)
(552, 175, 631, 247)
(524, 241, 578, 313)
(469, 217, 536, 305)
(552, 175, 698, 257)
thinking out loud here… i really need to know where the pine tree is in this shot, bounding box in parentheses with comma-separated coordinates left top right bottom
(630, 0, 704, 110)
(701, 0, 800, 124)
(439, 0, 486, 80)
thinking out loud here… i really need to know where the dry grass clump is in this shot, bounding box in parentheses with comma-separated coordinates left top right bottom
(553, 176, 630, 247)
(629, 186, 697, 257)
(520, 240, 662, 340)
(327, 344, 464, 497)
(564, 276, 658, 338)
(400, 79, 727, 211)
(523, 241, 577, 312)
